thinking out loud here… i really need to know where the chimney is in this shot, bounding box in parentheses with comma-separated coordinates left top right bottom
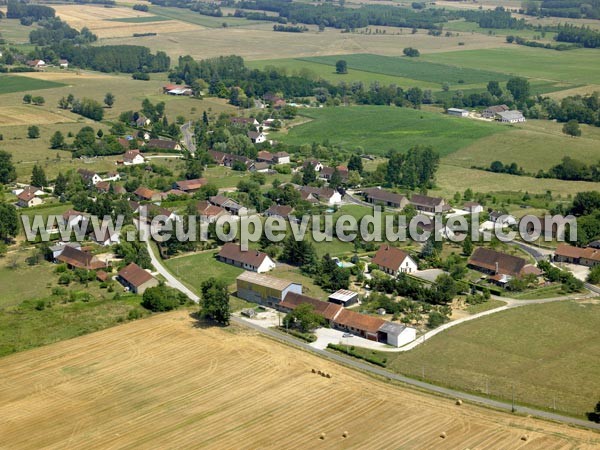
(495, 261, 499, 275)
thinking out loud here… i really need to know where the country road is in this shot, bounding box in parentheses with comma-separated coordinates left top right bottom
(141, 234, 600, 430)
(181, 121, 196, 154)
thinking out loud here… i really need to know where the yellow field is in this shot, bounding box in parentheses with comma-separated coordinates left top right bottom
(51, 5, 200, 38)
(0, 311, 598, 449)
(0, 106, 75, 126)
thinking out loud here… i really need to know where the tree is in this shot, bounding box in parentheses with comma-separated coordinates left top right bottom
(200, 277, 230, 325)
(335, 59, 348, 74)
(462, 236, 474, 256)
(403, 47, 420, 57)
(104, 92, 115, 108)
(281, 234, 317, 267)
(562, 119, 581, 137)
(283, 303, 324, 332)
(27, 125, 40, 139)
(587, 400, 600, 423)
(23, 94, 32, 104)
(348, 154, 363, 174)
(54, 172, 68, 197)
(141, 284, 186, 312)
(329, 167, 343, 189)
(32, 96, 45, 106)
(302, 166, 316, 185)
(50, 130, 65, 149)
(0, 151, 17, 184)
(184, 158, 204, 180)
(506, 77, 530, 103)
(487, 80, 502, 97)
(31, 164, 47, 187)
(0, 203, 19, 242)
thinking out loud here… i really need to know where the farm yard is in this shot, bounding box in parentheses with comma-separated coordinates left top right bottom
(1, 310, 598, 449)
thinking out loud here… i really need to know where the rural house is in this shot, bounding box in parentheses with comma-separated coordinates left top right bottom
(247, 131, 267, 144)
(554, 244, 600, 268)
(196, 201, 226, 222)
(298, 186, 342, 206)
(173, 178, 207, 193)
(134, 186, 162, 202)
(236, 271, 302, 307)
(77, 168, 102, 186)
(273, 151, 290, 164)
(16, 187, 44, 208)
(264, 204, 293, 220)
(463, 201, 484, 214)
(146, 139, 181, 151)
(410, 194, 450, 213)
(481, 104, 509, 119)
(279, 293, 343, 325)
(57, 246, 105, 270)
(209, 195, 248, 216)
(468, 247, 542, 281)
(496, 110, 526, 123)
(122, 150, 145, 166)
(363, 187, 409, 209)
(117, 262, 159, 294)
(371, 244, 418, 276)
(217, 243, 276, 273)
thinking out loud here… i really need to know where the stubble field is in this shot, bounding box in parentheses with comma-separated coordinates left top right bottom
(0, 310, 598, 449)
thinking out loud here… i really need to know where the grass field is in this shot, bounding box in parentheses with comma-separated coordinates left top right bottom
(0, 18, 38, 44)
(299, 53, 511, 87)
(0, 75, 66, 95)
(1, 310, 598, 448)
(444, 119, 600, 172)
(423, 47, 600, 86)
(163, 250, 244, 291)
(0, 252, 57, 308)
(444, 19, 557, 40)
(387, 300, 600, 417)
(277, 106, 504, 156)
(149, 5, 263, 28)
(106, 15, 171, 23)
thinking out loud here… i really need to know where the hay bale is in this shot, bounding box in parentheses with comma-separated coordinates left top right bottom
(440, 432, 447, 439)
(521, 434, 528, 441)
(342, 431, 349, 438)
(311, 368, 316, 373)
(319, 432, 326, 440)
(317, 370, 323, 375)
(455, 399, 463, 406)
(326, 373, 331, 379)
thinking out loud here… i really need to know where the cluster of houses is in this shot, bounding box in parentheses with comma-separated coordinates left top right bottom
(361, 187, 450, 213)
(235, 271, 416, 347)
(26, 59, 69, 70)
(447, 104, 526, 123)
(209, 149, 290, 173)
(554, 243, 600, 268)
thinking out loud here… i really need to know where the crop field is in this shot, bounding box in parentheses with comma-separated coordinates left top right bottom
(435, 164, 600, 197)
(387, 300, 600, 418)
(148, 5, 264, 28)
(299, 53, 512, 87)
(1, 311, 598, 448)
(0, 75, 66, 95)
(50, 5, 200, 38)
(444, 119, 600, 172)
(0, 18, 38, 44)
(0, 105, 75, 126)
(106, 15, 172, 23)
(444, 19, 557, 40)
(277, 106, 503, 156)
(423, 47, 600, 86)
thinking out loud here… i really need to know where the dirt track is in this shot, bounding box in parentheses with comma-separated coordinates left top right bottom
(0, 311, 598, 449)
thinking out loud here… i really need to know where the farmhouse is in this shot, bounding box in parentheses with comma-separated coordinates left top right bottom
(328, 289, 359, 307)
(363, 187, 408, 209)
(264, 204, 293, 219)
(208, 150, 227, 165)
(12, 185, 44, 197)
(57, 246, 104, 270)
(554, 244, 600, 267)
(123, 150, 145, 166)
(236, 271, 302, 306)
(273, 151, 290, 164)
(173, 178, 207, 193)
(481, 104, 509, 119)
(302, 159, 323, 171)
(447, 108, 469, 117)
(247, 131, 267, 144)
(196, 201, 225, 222)
(62, 209, 88, 228)
(16, 188, 43, 208)
(134, 186, 162, 202)
(320, 166, 349, 183)
(410, 194, 449, 213)
(95, 181, 126, 195)
(251, 162, 270, 173)
(117, 262, 159, 294)
(50, 242, 81, 260)
(468, 247, 542, 279)
(372, 244, 418, 276)
(256, 151, 274, 163)
(146, 139, 181, 151)
(26, 59, 46, 69)
(59, 59, 69, 68)
(217, 243, 276, 273)
(496, 110, 526, 123)
(279, 292, 343, 324)
(299, 186, 342, 206)
(463, 201, 484, 214)
(78, 168, 102, 186)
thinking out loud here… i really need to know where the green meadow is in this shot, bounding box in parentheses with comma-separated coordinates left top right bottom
(0, 75, 66, 95)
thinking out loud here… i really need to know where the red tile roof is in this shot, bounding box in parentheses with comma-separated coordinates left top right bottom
(218, 243, 270, 268)
(334, 309, 385, 334)
(280, 292, 343, 321)
(372, 245, 411, 272)
(118, 262, 155, 288)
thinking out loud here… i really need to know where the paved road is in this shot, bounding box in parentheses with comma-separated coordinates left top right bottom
(142, 240, 600, 430)
(181, 121, 196, 154)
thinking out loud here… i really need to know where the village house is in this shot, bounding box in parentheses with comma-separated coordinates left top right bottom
(62, 209, 88, 228)
(59, 59, 69, 69)
(95, 181, 126, 195)
(481, 104, 509, 119)
(90, 228, 120, 247)
(273, 151, 290, 164)
(236, 271, 302, 307)
(372, 244, 418, 276)
(12, 185, 44, 197)
(217, 243, 277, 273)
(50, 242, 81, 261)
(27, 59, 46, 69)
(57, 245, 105, 270)
(496, 110, 526, 123)
(468, 247, 542, 286)
(208, 150, 227, 165)
(16, 186, 44, 208)
(554, 244, 600, 268)
(264, 204, 293, 220)
(117, 262, 159, 294)
(164, 85, 193, 96)
(250, 161, 270, 173)
(463, 201, 484, 214)
(78, 168, 102, 186)
(410, 194, 450, 213)
(298, 186, 342, 206)
(230, 117, 259, 128)
(133, 186, 162, 202)
(209, 195, 248, 216)
(173, 178, 207, 193)
(302, 159, 324, 172)
(132, 114, 151, 128)
(196, 201, 226, 223)
(489, 211, 517, 227)
(247, 131, 267, 144)
(123, 149, 145, 166)
(363, 187, 409, 209)
(320, 166, 349, 183)
(145, 139, 182, 151)
(256, 150, 274, 164)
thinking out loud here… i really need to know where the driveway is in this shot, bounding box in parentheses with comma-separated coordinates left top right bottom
(310, 327, 392, 351)
(413, 268, 445, 283)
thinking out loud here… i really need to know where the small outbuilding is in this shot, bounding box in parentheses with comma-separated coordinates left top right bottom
(328, 289, 359, 307)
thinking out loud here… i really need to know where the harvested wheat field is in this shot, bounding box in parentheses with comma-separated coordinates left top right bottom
(0, 311, 598, 449)
(52, 5, 199, 38)
(0, 106, 75, 126)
